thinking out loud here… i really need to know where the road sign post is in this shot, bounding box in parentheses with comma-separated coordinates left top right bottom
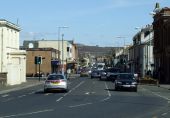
(34, 56, 42, 81)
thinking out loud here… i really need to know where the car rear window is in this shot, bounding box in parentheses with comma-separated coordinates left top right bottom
(47, 75, 64, 80)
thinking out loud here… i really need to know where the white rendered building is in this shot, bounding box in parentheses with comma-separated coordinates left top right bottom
(0, 19, 26, 85)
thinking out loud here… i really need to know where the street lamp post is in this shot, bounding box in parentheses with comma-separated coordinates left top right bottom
(115, 36, 126, 57)
(57, 26, 69, 59)
(115, 36, 126, 72)
(62, 34, 64, 75)
(57, 26, 69, 73)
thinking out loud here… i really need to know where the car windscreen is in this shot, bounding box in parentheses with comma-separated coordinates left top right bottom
(97, 65, 103, 68)
(118, 74, 134, 80)
(107, 68, 120, 73)
(47, 75, 64, 80)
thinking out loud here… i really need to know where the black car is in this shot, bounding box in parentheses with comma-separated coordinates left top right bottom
(114, 73, 138, 92)
(91, 70, 101, 79)
(100, 67, 120, 81)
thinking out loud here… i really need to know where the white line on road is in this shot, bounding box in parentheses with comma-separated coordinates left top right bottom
(64, 81, 85, 96)
(56, 97, 63, 102)
(44, 93, 51, 96)
(69, 102, 92, 108)
(2, 98, 14, 103)
(1, 94, 9, 98)
(57, 81, 85, 101)
(100, 97, 111, 102)
(151, 91, 170, 101)
(28, 91, 35, 95)
(105, 82, 111, 97)
(73, 81, 85, 90)
(85, 92, 90, 95)
(63, 89, 72, 96)
(18, 95, 26, 98)
(0, 109, 54, 118)
(162, 113, 167, 116)
(141, 87, 170, 101)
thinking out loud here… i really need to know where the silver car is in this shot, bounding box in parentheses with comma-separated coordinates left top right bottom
(44, 73, 68, 92)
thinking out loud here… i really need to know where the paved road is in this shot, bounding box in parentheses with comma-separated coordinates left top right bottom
(0, 77, 170, 118)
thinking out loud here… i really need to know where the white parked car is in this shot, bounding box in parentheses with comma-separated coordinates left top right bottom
(44, 73, 68, 92)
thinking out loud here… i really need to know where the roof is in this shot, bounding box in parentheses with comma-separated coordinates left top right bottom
(0, 19, 20, 31)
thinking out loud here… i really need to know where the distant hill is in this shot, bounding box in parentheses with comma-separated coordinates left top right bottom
(76, 44, 120, 57)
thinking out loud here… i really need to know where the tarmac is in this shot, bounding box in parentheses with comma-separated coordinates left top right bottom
(0, 75, 170, 95)
(0, 78, 44, 95)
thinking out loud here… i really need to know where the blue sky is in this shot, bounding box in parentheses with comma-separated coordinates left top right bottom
(0, 0, 169, 47)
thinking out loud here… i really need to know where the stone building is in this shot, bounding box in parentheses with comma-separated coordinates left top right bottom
(153, 7, 170, 83)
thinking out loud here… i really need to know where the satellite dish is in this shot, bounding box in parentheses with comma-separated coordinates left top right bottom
(28, 43, 34, 48)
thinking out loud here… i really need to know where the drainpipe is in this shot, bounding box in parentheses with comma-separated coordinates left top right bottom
(1, 28, 3, 72)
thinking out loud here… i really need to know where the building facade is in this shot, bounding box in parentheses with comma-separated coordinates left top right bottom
(153, 7, 170, 83)
(25, 48, 59, 76)
(0, 19, 26, 85)
(23, 40, 78, 72)
(129, 25, 154, 78)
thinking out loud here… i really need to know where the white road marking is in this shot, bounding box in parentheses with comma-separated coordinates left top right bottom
(0, 109, 54, 118)
(162, 113, 167, 116)
(151, 91, 170, 101)
(74, 81, 85, 90)
(85, 92, 95, 95)
(85, 92, 90, 95)
(1, 94, 9, 98)
(100, 97, 111, 102)
(141, 87, 170, 101)
(64, 81, 85, 95)
(69, 102, 92, 108)
(57, 81, 85, 101)
(63, 90, 72, 96)
(44, 93, 51, 96)
(105, 82, 111, 97)
(28, 91, 35, 95)
(18, 95, 26, 98)
(56, 97, 63, 102)
(2, 98, 14, 102)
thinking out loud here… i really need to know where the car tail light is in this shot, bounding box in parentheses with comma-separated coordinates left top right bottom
(60, 80, 66, 82)
(45, 80, 51, 83)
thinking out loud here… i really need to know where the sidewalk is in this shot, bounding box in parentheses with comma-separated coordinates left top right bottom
(159, 84, 170, 90)
(0, 79, 44, 95)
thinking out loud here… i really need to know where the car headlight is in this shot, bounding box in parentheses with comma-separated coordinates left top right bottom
(116, 81, 122, 84)
(102, 72, 106, 75)
(107, 72, 111, 76)
(132, 82, 137, 85)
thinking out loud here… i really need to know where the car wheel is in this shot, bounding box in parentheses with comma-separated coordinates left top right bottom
(44, 88, 48, 93)
(115, 86, 118, 91)
(133, 88, 137, 92)
(64, 89, 69, 93)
